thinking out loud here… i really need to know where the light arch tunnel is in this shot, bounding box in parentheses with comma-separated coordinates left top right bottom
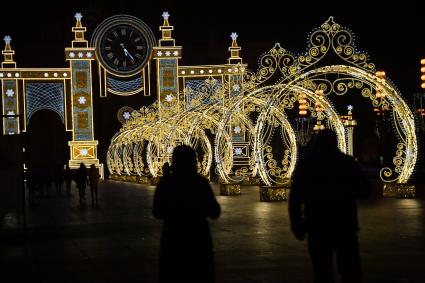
(107, 65, 417, 186)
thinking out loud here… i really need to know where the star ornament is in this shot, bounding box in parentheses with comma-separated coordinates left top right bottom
(230, 32, 238, 41)
(347, 105, 353, 111)
(3, 35, 11, 44)
(74, 13, 83, 21)
(162, 11, 170, 20)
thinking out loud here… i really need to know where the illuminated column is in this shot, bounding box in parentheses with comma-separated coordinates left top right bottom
(421, 58, 425, 89)
(1, 35, 20, 135)
(65, 13, 101, 171)
(313, 90, 325, 131)
(153, 11, 182, 116)
(343, 105, 357, 156)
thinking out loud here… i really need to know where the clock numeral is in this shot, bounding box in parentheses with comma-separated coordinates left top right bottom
(136, 45, 144, 50)
(113, 31, 119, 38)
(121, 28, 126, 36)
(105, 46, 112, 51)
(113, 58, 119, 65)
(107, 38, 113, 42)
(107, 52, 114, 59)
(123, 60, 127, 67)
(135, 53, 142, 59)
(129, 31, 134, 38)
(134, 37, 141, 43)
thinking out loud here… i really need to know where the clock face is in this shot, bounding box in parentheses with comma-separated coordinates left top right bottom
(91, 15, 155, 77)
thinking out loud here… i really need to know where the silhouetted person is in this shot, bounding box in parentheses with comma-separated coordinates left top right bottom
(53, 163, 63, 196)
(162, 162, 171, 177)
(153, 145, 221, 283)
(64, 164, 73, 196)
(89, 164, 100, 208)
(289, 129, 370, 283)
(75, 163, 88, 206)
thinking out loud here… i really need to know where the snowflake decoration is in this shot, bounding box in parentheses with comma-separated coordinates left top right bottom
(232, 84, 240, 92)
(234, 147, 243, 155)
(123, 111, 131, 120)
(165, 94, 174, 102)
(162, 11, 170, 20)
(167, 146, 174, 154)
(79, 148, 88, 156)
(157, 51, 163, 57)
(234, 126, 241, 134)
(6, 89, 15, 97)
(78, 96, 86, 104)
(78, 52, 84, 58)
(7, 110, 15, 116)
(74, 13, 82, 21)
(86, 52, 93, 58)
(165, 51, 171, 56)
(347, 105, 353, 111)
(230, 32, 238, 41)
(173, 51, 179, 56)
(69, 52, 75, 58)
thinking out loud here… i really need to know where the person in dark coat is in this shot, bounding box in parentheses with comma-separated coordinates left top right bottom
(88, 164, 100, 208)
(75, 163, 88, 205)
(64, 164, 73, 196)
(289, 129, 370, 283)
(153, 145, 221, 283)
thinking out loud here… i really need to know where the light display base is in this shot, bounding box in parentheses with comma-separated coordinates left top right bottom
(260, 185, 288, 201)
(151, 177, 162, 186)
(219, 183, 241, 196)
(136, 176, 150, 184)
(383, 183, 415, 198)
(110, 174, 137, 182)
(242, 176, 261, 185)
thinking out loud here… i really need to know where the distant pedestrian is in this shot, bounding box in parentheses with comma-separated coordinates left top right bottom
(89, 164, 100, 208)
(289, 129, 370, 283)
(153, 145, 221, 283)
(64, 164, 73, 196)
(53, 163, 63, 196)
(75, 163, 88, 206)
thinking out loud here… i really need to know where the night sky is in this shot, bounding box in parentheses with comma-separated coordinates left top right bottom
(1, 0, 424, 168)
(1, 1, 423, 96)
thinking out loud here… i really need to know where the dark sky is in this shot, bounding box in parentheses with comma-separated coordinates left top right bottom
(1, 0, 424, 98)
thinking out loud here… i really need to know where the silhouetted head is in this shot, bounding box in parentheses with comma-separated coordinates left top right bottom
(171, 145, 197, 175)
(314, 129, 338, 152)
(79, 163, 86, 169)
(90, 164, 95, 169)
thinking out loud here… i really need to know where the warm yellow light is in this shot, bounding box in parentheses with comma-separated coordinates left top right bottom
(421, 82, 425, 89)
(421, 59, 425, 65)
(421, 67, 425, 73)
(421, 75, 425, 80)
(376, 71, 386, 78)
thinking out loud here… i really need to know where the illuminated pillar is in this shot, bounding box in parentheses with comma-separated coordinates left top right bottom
(65, 13, 101, 173)
(1, 36, 20, 135)
(421, 58, 425, 89)
(343, 105, 357, 157)
(154, 11, 182, 115)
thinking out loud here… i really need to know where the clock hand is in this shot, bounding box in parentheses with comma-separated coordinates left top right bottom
(120, 43, 135, 62)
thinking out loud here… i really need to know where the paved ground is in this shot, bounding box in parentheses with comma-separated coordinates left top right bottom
(1, 180, 424, 283)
